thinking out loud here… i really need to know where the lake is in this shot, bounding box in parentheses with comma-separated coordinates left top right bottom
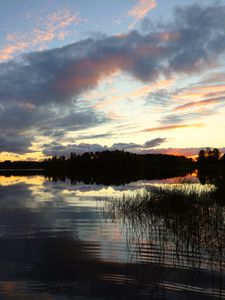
(0, 172, 224, 299)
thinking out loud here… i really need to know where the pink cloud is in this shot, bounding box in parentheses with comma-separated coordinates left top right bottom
(158, 32, 181, 42)
(128, 0, 157, 20)
(174, 97, 225, 111)
(174, 84, 225, 101)
(128, 0, 157, 29)
(54, 54, 133, 97)
(0, 8, 81, 61)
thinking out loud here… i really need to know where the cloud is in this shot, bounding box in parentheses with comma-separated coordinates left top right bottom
(0, 8, 81, 61)
(110, 142, 140, 150)
(0, 42, 27, 61)
(42, 139, 225, 157)
(95, 79, 173, 109)
(143, 123, 204, 132)
(160, 113, 203, 125)
(128, 0, 157, 20)
(1, 3, 225, 155)
(128, 0, 157, 29)
(144, 138, 167, 148)
(0, 134, 32, 154)
(174, 97, 225, 111)
(142, 147, 225, 157)
(0, 101, 105, 154)
(43, 142, 107, 156)
(2, 4, 225, 108)
(43, 137, 167, 156)
(76, 133, 112, 140)
(171, 83, 225, 115)
(146, 89, 172, 106)
(43, 142, 225, 157)
(49, 110, 106, 131)
(174, 84, 225, 101)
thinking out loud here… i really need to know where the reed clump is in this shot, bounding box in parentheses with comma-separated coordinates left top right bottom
(108, 185, 216, 219)
(106, 184, 225, 263)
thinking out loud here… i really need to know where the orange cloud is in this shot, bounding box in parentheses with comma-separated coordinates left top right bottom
(192, 84, 225, 93)
(142, 123, 204, 132)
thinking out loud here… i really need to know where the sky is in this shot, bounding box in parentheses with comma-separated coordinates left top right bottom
(0, 0, 225, 160)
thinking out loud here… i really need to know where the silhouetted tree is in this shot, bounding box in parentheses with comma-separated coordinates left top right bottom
(198, 149, 206, 163)
(198, 148, 222, 170)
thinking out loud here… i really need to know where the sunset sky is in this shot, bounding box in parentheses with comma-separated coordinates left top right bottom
(0, 0, 225, 160)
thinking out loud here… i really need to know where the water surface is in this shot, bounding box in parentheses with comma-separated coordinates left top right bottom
(0, 173, 224, 299)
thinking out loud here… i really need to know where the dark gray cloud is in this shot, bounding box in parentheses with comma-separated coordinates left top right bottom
(144, 138, 167, 148)
(0, 133, 32, 154)
(76, 133, 112, 140)
(0, 104, 51, 131)
(51, 110, 106, 131)
(1, 3, 225, 154)
(0, 105, 106, 153)
(110, 142, 140, 150)
(167, 4, 225, 73)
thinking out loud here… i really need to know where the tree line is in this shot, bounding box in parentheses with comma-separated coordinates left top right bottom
(43, 150, 193, 172)
(1, 148, 224, 175)
(0, 150, 193, 172)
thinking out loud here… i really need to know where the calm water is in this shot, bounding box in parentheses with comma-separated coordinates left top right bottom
(0, 173, 224, 299)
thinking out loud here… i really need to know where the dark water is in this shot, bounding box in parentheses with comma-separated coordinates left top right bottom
(0, 173, 224, 299)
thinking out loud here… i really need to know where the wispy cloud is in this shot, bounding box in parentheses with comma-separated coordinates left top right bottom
(160, 113, 204, 125)
(128, 0, 157, 29)
(0, 8, 81, 61)
(95, 79, 173, 109)
(171, 83, 225, 116)
(142, 123, 204, 132)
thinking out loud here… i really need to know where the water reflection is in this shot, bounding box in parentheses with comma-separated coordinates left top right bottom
(0, 172, 224, 299)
